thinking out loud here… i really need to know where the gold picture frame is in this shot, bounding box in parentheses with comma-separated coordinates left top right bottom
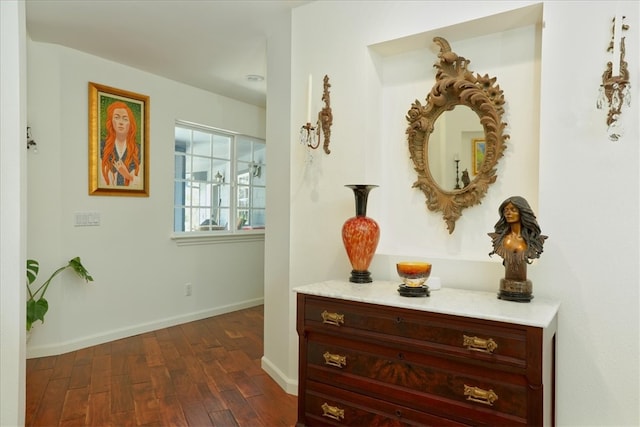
(88, 82, 149, 196)
(472, 137, 486, 175)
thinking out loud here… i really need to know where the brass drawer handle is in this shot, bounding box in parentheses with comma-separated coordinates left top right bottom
(323, 351, 347, 368)
(321, 402, 345, 421)
(464, 384, 499, 406)
(463, 335, 498, 353)
(321, 310, 344, 326)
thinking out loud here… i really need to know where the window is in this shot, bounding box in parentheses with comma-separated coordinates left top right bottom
(174, 122, 266, 235)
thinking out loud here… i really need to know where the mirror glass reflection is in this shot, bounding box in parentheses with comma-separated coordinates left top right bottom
(428, 106, 483, 191)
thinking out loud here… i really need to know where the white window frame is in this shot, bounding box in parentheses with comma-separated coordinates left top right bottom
(171, 121, 265, 246)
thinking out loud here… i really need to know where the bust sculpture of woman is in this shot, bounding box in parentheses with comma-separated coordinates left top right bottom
(488, 196, 547, 302)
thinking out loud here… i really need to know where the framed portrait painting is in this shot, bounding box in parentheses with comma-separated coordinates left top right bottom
(472, 137, 486, 175)
(88, 82, 149, 196)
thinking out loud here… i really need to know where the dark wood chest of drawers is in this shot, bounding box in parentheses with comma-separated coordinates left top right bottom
(295, 282, 558, 426)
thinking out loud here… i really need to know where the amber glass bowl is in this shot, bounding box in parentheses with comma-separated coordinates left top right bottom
(396, 262, 432, 287)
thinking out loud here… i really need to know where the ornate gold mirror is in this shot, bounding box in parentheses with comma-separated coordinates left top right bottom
(406, 37, 509, 233)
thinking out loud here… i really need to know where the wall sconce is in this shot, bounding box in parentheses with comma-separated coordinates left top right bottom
(300, 74, 332, 155)
(251, 163, 262, 178)
(26, 126, 38, 152)
(597, 15, 631, 141)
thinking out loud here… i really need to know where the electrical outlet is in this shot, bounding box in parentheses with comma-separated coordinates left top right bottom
(185, 283, 192, 296)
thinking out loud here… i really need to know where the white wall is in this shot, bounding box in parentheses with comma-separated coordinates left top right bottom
(0, 2, 27, 426)
(262, 1, 639, 425)
(537, 2, 639, 424)
(26, 41, 267, 357)
(262, 9, 295, 391)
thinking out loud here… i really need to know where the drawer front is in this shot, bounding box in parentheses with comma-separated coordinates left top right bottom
(304, 296, 528, 368)
(303, 380, 473, 427)
(306, 335, 528, 421)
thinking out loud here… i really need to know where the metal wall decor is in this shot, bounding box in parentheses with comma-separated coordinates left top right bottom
(300, 74, 332, 155)
(406, 37, 509, 233)
(27, 127, 38, 151)
(597, 16, 631, 141)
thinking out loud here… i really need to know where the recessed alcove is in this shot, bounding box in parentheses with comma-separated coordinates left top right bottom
(366, 4, 543, 271)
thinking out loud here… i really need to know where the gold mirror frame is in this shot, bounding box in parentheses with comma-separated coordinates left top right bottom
(406, 37, 509, 234)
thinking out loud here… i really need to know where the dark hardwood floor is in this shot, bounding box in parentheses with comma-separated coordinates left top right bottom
(26, 305, 297, 426)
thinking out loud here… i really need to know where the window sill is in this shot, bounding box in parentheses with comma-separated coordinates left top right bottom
(171, 230, 265, 246)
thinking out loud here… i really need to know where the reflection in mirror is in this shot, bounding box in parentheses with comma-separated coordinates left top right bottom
(406, 37, 509, 233)
(428, 105, 483, 190)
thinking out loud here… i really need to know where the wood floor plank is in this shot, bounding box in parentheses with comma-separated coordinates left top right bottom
(170, 368, 204, 405)
(131, 381, 161, 426)
(148, 365, 175, 398)
(89, 354, 112, 394)
(209, 345, 230, 362)
(86, 391, 111, 427)
(68, 362, 92, 389)
(51, 351, 76, 380)
(179, 320, 208, 346)
(220, 388, 261, 426)
(25, 367, 53, 426)
(142, 335, 164, 367)
(26, 305, 297, 427)
(197, 381, 228, 414)
(110, 352, 127, 377)
(27, 357, 38, 371)
(202, 360, 236, 392)
(218, 348, 253, 374)
(157, 395, 189, 427)
(60, 386, 90, 422)
(158, 340, 184, 371)
(30, 376, 70, 426)
(181, 354, 207, 383)
(247, 392, 297, 427)
(59, 416, 88, 427)
(228, 370, 262, 399)
(90, 369, 111, 394)
(127, 353, 151, 384)
(166, 325, 195, 358)
(110, 375, 135, 414)
(33, 355, 57, 371)
(92, 341, 112, 357)
(208, 409, 239, 426)
(110, 410, 137, 427)
(182, 401, 214, 427)
(74, 346, 95, 366)
(91, 353, 111, 373)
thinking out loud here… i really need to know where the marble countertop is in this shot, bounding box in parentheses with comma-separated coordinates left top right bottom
(293, 280, 560, 328)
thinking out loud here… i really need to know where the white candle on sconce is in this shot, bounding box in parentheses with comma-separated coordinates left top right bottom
(454, 153, 460, 161)
(306, 74, 312, 123)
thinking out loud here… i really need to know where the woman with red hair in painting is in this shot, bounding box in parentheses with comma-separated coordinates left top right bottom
(100, 101, 140, 187)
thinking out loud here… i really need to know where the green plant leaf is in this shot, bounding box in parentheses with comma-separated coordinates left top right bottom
(26, 298, 48, 331)
(25, 256, 94, 331)
(69, 257, 94, 282)
(26, 259, 39, 285)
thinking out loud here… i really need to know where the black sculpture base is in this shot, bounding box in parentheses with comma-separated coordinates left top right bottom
(349, 270, 372, 283)
(498, 278, 533, 302)
(397, 284, 430, 297)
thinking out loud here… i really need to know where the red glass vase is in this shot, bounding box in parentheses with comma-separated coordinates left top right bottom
(342, 185, 380, 283)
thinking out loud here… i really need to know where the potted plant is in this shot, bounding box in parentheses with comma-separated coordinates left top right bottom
(26, 256, 93, 332)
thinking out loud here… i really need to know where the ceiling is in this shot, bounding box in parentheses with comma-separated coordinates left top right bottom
(25, 0, 309, 108)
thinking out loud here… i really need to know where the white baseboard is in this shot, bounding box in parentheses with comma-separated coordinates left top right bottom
(261, 355, 298, 396)
(26, 298, 264, 359)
